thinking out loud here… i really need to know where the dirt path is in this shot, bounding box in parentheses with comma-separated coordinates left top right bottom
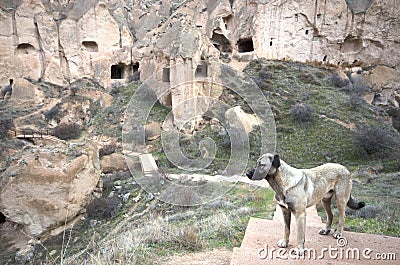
(157, 248, 232, 265)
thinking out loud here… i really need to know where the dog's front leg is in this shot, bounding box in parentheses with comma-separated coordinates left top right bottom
(277, 205, 291, 248)
(292, 210, 306, 256)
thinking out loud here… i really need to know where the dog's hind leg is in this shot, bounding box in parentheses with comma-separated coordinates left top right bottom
(333, 180, 351, 239)
(333, 198, 347, 239)
(319, 196, 333, 235)
(277, 205, 291, 248)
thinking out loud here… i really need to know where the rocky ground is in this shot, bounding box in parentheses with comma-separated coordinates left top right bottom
(0, 59, 399, 264)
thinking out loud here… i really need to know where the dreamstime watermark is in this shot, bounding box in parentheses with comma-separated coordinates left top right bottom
(257, 237, 397, 261)
(122, 61, 276, 206)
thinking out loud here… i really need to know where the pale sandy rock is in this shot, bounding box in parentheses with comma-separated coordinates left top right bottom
(363, 65, 400, 92)
(0, 142, 100, 237)
(225, 106, 260, 134)
(10, 78, 44, 104)
(145, 121, 161, 141)
(101, 153, 128, 173)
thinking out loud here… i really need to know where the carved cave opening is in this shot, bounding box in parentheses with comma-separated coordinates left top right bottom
(211, 32, 232, 53)
(82, 41, 99, 52)
(132, 62, 140, 81)
(238, 38, 254, 53)
(341, 36, 363, 53)
(111, 65, 124, 79)
(162, 67, 170, 82)
(0, 212, 5, 224)
(195, 62, 208, 78)
(16, 43, 35, 55)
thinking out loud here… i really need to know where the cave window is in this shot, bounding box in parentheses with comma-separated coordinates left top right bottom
(211, 32, 232, 53)
(237, 38, 254, 53)
(163, 92, 172, 107)
(162, 67, 170, 82)
(131, 62, 140, 81)
(295, 14, 299, 21)
(223, 15, 233, 30)
(270, 40, 273, 47)
(16, 43, 35, 55)
(317, 14, 322, 20)
(353, 60, 358, 64)
(82, 41, 98, 52)
(111, 64, 124, 79)
(0, 212, 5, 224)
(195, 62, 208, 78)
(305, 30, 309, 35)
(323, 55, 327, 62)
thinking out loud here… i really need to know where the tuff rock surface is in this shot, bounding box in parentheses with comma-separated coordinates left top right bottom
(1, 0, 399, 128)
(0, 141, 100, 237)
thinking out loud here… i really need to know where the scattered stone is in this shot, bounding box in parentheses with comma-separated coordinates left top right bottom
(15, 245, 35, 264)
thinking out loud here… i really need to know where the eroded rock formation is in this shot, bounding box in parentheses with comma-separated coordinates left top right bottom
(0, 140, 100, 237)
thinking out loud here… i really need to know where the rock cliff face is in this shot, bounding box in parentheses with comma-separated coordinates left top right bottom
(0, 0, 399, 88)
(1, 0, 399, 128)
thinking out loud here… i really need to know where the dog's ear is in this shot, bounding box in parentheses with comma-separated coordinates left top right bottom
(272, 154, 281, 168)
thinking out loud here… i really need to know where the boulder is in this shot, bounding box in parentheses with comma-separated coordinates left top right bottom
(101, 153, 128, 173)
(225, 106, 260, 134)
(0, 142, 100, 237)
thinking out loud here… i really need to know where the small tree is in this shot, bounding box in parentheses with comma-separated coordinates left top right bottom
(52, 122, 82, 140)
(290, 103, 313, 123)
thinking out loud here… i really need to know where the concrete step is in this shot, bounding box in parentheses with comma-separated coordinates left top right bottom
(231, 205, 400, 265)
(139, 153, 158, 176)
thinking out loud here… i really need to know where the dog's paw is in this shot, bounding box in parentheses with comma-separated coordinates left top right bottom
(277, 239, 288, 248)
(332, 232, 342, 239)
(290, 247, 305, 256)
(318, 228, 331, 235)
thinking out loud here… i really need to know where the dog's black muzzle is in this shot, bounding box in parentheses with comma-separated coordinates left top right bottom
(246, 168, 255, 179)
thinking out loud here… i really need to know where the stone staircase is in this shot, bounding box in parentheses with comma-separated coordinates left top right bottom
(231, 205, 400, 264)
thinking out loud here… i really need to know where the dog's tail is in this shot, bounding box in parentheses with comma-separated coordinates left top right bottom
(347, 195, 366, 209)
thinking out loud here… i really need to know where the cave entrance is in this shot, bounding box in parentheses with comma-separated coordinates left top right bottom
(195, 62, 208, 78)
(15, 43, 35, 55)
(82, 41, 98, 52)
(162, 67, 170, 82)
(111, 64, 124, 79)
(0, 212, 5, 224)
(211, 32, 232, 53)
(238, 38, 254, 53)
(132, 62, 140, 81)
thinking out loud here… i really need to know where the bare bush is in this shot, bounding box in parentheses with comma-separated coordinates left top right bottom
(331, 72, 350, 88)
(354, 124, 400, 158)
(70, 86, 79, 96)
(351, 83, 370, 95)
(99, 143, 117, 157)
(290, 103, 313, 123)
(349, 94, 366, 109)
(0, 118, 14, 139)
(52, 122, 82, 140)
(86, 195, 121, 219)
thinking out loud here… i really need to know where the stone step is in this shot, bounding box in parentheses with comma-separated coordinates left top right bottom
(231, 205, 400, 265)
(139, 153, 158, 176)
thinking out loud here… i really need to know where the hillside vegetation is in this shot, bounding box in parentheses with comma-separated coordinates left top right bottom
(1, 60, 399, 264)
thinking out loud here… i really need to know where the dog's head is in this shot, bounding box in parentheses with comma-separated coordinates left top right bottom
(246, 153, 281, 181)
